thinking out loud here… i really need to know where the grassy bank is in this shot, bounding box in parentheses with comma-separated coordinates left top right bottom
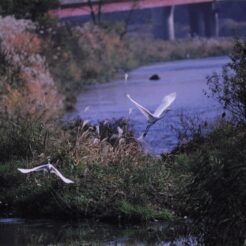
(0, 114, 176, 222)
(0, 156, 175, 222)
(0, 119, 245, 244)
(171, 122, 246, 244)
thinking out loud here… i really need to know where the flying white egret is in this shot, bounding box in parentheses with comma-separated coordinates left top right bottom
(18, 159, 74, 184)
(126, 92, 176, 137)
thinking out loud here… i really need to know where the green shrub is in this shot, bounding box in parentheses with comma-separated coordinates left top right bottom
(0, 117, 48, 161)
(206, 38, 246, 123)
(176, 124, 246, 244)
(0, 0, 59, 21)
(119, 200, 173, 221)
(171, 38, 246, 239)
(0, 156, 177, 222)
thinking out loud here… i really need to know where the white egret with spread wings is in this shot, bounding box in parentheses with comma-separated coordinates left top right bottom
(127, 92, 176, 137)
(18, 159, 74, 184)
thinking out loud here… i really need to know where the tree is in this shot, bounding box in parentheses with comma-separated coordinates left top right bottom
(206, 38, 246, 123)
(87, 0, 104, 24)
(86, 0, 140, 38)
(0, 0, 59, 21)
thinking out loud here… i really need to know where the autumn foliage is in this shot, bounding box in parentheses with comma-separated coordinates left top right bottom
(0, 16, 63, 123)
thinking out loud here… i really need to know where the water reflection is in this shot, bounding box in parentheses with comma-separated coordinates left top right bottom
(65, 56, 229, 154)
(0, 218, 197, 245)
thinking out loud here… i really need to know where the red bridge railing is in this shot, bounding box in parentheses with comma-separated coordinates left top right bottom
(50, 0, 214, 18)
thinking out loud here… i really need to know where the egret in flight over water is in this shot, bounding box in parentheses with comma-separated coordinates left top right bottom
(127, 92, 176, 137)
(18, 159, 74, 184)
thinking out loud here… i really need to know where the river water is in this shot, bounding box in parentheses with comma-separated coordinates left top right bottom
(65, 56, 229, 154)
(0, 218, 196, 245)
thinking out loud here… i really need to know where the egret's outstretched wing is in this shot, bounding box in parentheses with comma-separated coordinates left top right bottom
(126, 94, 155, 121)
(17, 164, 48, 174)
(153, 92, 176, 118)
(50, 165, 74, 184)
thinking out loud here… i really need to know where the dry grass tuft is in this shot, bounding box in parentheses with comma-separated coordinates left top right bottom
(59, 119, 143, 166)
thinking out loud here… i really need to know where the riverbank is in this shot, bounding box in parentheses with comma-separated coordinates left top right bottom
(43, 22, 234, 110)
(0, 154, 176, 222)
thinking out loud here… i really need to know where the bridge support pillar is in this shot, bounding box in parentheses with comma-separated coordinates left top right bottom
(203, 2, 216, 37)
(188, 4, 203, 37)
(213, 8, 219, 37)
(152, 6, 175, 40)
(164, 6, 175, 40)
(188, 2, 219, 38)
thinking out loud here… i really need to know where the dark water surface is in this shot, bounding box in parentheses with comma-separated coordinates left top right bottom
(0, 218, 196, 245)
(65, 56, 229, 154)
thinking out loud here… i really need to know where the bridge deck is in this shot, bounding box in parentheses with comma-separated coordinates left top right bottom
(50, 0, 214, 19)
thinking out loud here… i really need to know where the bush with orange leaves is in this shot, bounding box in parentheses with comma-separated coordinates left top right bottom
(75, 23, 125, 80)
(0, 16, 63, 123)
(43, 22, 128, 97)
(0, 16, 63, 160)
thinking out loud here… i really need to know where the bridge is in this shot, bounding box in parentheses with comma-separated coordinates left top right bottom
(50, 0, 219, 40)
